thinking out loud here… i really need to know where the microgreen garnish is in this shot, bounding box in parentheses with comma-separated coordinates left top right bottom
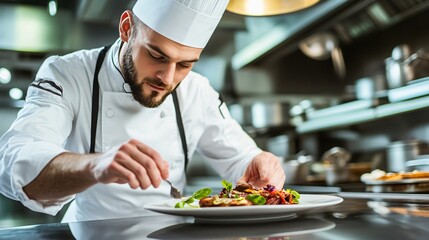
(193, 188, 212, 200)
(263, 184, 276, 192)
(174, 187, 212, 208)
(221, 180, 233, 197)
(246, 194, 266, 205)
(286, 189, 300, 204)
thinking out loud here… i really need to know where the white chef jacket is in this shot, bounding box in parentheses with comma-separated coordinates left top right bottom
(0, 39, 262, 221)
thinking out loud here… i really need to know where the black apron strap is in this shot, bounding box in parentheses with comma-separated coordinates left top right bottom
(89, 45, 189, 170)
(90, 45, 110, 153)
(172, 90, 189, 170)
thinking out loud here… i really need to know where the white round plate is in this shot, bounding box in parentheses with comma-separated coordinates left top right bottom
(144, 194, 343, 224)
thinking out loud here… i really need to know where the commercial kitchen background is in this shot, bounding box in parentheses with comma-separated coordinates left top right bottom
(1, 0, 429, 227)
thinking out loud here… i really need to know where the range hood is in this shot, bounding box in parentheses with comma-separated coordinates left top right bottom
(231, 0, 429, 70)
(335, 0, 429, 43)
(231, 0, 349, 70)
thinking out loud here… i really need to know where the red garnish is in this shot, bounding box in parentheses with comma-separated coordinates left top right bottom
(274, 190, 287, 204)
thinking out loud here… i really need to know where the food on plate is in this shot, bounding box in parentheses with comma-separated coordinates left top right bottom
(360, 169, 388, 182)
(377, 171, 429, 181)
(361, 169, 429, 182)
(199, 195, 253, 207)
(199, 182, 300, 207)
(174, 187, 212, 208)
(174, 180, 300, 208)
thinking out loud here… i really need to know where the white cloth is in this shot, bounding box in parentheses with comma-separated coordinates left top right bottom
(132, 0, 229, 48)
(0, 39, 261, 221)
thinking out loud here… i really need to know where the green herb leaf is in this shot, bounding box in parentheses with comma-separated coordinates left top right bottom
(192, 188, 212, 200)
(246, 194, 266, 205)
(221, 180, 233, 193)
(287, 189, 300, 204)
(175, 187, 212, 208)
(174, 201, 185, 208)
(184, 197, 195, 204)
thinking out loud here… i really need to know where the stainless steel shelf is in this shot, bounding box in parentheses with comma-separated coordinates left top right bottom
(297, 93, 429, 134)
(376, 95, 429, 117)
(297, 108, 376, 133)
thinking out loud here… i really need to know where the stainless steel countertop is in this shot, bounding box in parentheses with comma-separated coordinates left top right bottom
(1, 197, 428, 239)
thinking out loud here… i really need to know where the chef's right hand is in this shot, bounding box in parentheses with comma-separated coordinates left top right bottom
(90, 139, 170, 189)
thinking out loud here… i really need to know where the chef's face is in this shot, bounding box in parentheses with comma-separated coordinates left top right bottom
(119, 11, 203, 108)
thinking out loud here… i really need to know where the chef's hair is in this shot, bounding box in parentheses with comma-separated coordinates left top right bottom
(129, 11, 145, 43)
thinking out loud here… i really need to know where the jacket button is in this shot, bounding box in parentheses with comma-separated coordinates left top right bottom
(160, 111, 166, 118)
(106, 109, 114, 118)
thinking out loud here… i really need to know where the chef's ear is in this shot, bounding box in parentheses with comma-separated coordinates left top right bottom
(119, 10, 132, 42)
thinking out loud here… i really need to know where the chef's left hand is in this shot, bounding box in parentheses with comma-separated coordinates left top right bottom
(238, 151, 285, 190)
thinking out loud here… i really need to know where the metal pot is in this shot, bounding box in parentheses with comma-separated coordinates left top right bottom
(386, 140, 429, 172)
(385, 45, 429, 89)
(325, 162, 372, 186)
(282, 155, 313, 184)
(299, 32, 346, 79)
(229, 101, 290, 128)
(355, 74, 387, 100)
(249, 102, 290, 128)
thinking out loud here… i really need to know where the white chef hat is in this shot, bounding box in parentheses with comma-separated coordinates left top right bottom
(132, 0, 229, 48)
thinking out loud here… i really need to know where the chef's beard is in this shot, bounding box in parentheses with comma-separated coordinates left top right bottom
(122, 45, 173, 108)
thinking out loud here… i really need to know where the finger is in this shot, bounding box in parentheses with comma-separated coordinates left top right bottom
(115, 179, 128, 184)
(108, 161, 140, 189)
(121, 144, 163, 188)
(270, 169, 286, 190)
(131, 140, 170, 179)
(263, 157, 283, 183)
(136, 142, 170, 179)
(237, 176, 249, 185)
(129, 139, 169, 182)
(115, 151, 154, 189)
(256, 161, 270, 182)
(131, 139, 163, 161)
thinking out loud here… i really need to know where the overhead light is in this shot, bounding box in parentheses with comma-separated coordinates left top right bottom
(0, 67, 12, 84)
(226, 0, 320, 16)
(48, 0, 57, 16)
(9, 88, 23, 100)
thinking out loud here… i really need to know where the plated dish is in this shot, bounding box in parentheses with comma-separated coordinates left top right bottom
(363, 178, 429, 185)
(361, 169, 429, 193)
(144, 194, 343, 223)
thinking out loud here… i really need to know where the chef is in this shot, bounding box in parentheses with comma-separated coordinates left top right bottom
(0, 0, 285, 221)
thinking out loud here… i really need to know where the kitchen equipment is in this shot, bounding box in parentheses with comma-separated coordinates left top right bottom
(364, 178, 429, 193)
(289, 100, 315, 125)
(165, 180, 182, 199)
(306, 99, 377, 120)
(322, 147, 351, 169)
(250, 102, 290, 128)
(299, 32, 346, 79)
(226, 0, 320, 16)
(387, 76, 429, 102)
(229, 101, 290, 129)
(385, 45, 413, 89)
(355, 75, 387, 100)
(385, 45, 429, 89)
(362, 169, 429, 193)
(325, 162, 372, 186)
(321, 147, 371, 185)
(406, 157, 429, 171)
(386, 140, 429, 173)
(265, 134, 295, 158)
(282, 155, 313, 184)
